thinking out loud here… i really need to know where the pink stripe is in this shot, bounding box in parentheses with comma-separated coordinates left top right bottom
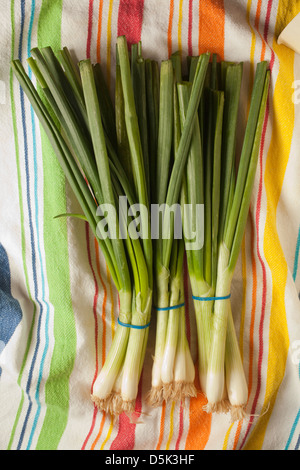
(86, 0, 94, 58)
(81, 224, 100, 449)
(175, 403, 184, 450)
(188, 0, 193, 57)
(117, 0, 145, 47)
(239, 0, 275, 448)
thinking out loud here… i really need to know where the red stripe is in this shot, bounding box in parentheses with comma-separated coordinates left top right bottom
(117, 0, 145, 47)
(86, 0, 94, 58)
(239, 0, 275, 448)
(188, 0, 193, 57)
(263, 0, 273, 43)
(110, 374, 143, 450)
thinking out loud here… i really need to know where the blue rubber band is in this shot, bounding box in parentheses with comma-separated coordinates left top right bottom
(154, 302, 185, 312)
(192, 294, 231, 301)
(117, 318, 151, 329)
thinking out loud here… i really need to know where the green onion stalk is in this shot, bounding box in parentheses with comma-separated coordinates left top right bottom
(11, 36, 153, 416)
(182, 56, 270, 420)
(147, 52, 210, 406)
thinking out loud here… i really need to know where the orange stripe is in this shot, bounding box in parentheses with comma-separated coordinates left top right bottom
(248, 0, 263, 83)
(198, 0, 225, 59)
(91, 412, 106, 450)
(232, 420, 243, 450)
(167, 0, 174, 58)
(97, 0, 104, 63)
(156, 403, 166, 450)
(185, 367, 211, 450)
(255, 0, 264, 59)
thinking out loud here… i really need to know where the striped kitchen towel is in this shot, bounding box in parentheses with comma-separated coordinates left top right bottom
(1, 0, 300, 450)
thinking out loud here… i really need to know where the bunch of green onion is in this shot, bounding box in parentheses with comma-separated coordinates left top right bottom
(181, 56, 270, 420)
(12, 37, 154, 416)
(147, 51, 210, 406)
(11, 36, 207, 416)
(11, 36, 269, 421)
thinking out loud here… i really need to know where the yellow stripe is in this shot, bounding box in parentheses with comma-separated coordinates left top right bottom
(177, 0, 183, 55)
(165, 401, 175, 449)
(100, 416, 114, 449)
(223, 422, 234, 450)
(244, 0, 297, 449)
(247, 0, 256, 83)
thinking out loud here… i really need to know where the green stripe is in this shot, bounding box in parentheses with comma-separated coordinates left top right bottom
(35, 0, 77, 450)
(8, 0, 37, 450)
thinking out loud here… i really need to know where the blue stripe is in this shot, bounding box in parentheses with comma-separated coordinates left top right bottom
(26, 0, 51, 450)
(16, 0, 50, 450)
(285, 225, 300, 449)
(285, 408, 300, 450)
(295, 432, 300, 450)
(293, 225, 300, 282)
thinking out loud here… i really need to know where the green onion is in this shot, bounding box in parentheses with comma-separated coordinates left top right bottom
(205, 64, 270, 419)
